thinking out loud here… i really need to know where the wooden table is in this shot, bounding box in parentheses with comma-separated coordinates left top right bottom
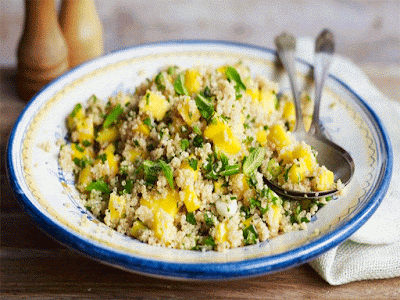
(2, 1, 400, 298)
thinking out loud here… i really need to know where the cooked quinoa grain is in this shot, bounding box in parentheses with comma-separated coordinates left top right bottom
(59, 62, 337, 251)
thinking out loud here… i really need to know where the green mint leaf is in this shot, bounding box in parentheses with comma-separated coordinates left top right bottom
(186, 212, 197, 225)
(219, 164, 240, 176)
(243, 224, 258, 245)
(103, 104, 123, 128)
(188, 158, 198, 171)
(158, 159, 174, 189)
(242, 147, 266, 176)
(155, 72, 166, 91)
(195, 94, 214, 120)
(85, 179, 110, 194)
(174, 73, 189, 96)
(226, 66, 246, 91)
(180, 139, 189, 151)
(70, 103, 82, 118)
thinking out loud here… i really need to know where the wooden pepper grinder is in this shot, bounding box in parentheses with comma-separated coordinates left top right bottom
(59, 0, 104, 68)
(17, 0, 69, 102)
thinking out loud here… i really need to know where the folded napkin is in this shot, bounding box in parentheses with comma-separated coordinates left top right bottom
(296, 37, 400, 285)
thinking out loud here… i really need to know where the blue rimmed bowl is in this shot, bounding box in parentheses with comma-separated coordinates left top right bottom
(7, 40, 392, 280)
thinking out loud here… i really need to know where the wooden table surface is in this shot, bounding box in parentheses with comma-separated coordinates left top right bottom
(1, 1, 400, 299)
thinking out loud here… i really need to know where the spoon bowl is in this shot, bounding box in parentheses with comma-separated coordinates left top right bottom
(268, 30, 355, 199)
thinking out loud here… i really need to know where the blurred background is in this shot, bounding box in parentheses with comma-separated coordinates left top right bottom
(0, 0, 399, 100)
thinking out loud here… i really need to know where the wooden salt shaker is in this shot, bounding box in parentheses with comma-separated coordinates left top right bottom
(17, 0, 69, 102)
(59, 0, 104, 68)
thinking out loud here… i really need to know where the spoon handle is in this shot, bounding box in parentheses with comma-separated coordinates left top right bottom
(274, 33, 305, 134)
(311, 29, 335, 135)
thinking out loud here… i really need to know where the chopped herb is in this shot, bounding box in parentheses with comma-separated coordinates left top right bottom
(204, 212, 214, 226)
(243, 225, 258, 245)
(88, 94, 98, 103)
(85, 179, 110, 194)
(180, 139, 189, 151)
(143, 117, 152, 128)
(244, 136, 254, 145)
(103, 104, 123, 128)
(220, 115, 230, 122)
(188, 158, 198, 171)
(186, 212, 197, 225)
(193, 126, 202, 135)
(155, 72, 165, 91)
(174, 73, 189, 96)
(123, 179, 134, 194)
(145, 92, 150, 105)
(82, 140, 91, 147)
(202, 86, 212, 98)
(243, 123, 250, 129)
(75, 144, 85, 152)
(195, 94, 214, 121)
(219, 164, 240, 176)
(193, 135, 204, 148)
(263, 125, 269, 131)
(242, 147, 266, 176)
(226, 66, 246, 91)
(167, 65, 178, 75)
(70, 103, 82, 118)
(203, 236, 215, 247)
(73, 157, 85, 168)
(98, 153, 107, 163)
(159, 159, 174, 189)
(140, 160, 161, 186)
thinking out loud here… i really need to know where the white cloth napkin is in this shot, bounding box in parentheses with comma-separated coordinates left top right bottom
(295, 37, 400, 285)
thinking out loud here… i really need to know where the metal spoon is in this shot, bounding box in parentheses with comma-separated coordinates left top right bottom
(267, 29, 355, 199)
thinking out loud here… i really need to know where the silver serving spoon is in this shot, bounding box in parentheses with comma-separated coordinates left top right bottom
(267, 29, 355, 199)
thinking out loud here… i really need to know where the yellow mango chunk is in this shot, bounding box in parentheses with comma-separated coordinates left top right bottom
(313, 168, 334, 191)
(204, 119, 241, 155)
(259, 89, 276, 115)
(177, 100, 201, 126)
(78, 165, 92, 190)
(217, 66, 227, 74)
(131, 220, 147, 238)
(184, 69, 201, 94)
(182, 186, 201, 212)
(129, 149, 142, 162)
(272, 203, 282, 225)
(71, 143, 86, 160)
(103, 144, 118, 177)
(108, 193, 126, 221)
(283, 101, 296, 130)
(67, 103, 85, 130)
(139, 91, 170, 121)
(268, 124, 291, 149)
(96, 126, 119, 144)
(231, 173, 250, 200)
(280, 144, 315, 171)
(76, 116, 94, 143)
(133, 123, 150, 137)
(215, 221, 228, 244)
(180, 156, 199, 181)
(152, 209, 175, 244)
(246, 88, 259, 101)
(256, 129, 268, 146)
(140, 189, 179, 217)
(287, 160, 308, 183)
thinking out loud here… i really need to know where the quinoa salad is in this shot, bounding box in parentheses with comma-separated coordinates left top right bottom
(59, 62, 338, 252)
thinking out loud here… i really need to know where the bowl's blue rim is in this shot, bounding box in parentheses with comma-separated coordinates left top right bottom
(6, 39, 393, 280)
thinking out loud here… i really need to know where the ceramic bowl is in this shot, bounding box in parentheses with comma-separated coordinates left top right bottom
(7, 40, 392, 280)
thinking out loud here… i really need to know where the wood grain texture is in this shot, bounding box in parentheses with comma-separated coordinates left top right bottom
(1, 0, 400, 298)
